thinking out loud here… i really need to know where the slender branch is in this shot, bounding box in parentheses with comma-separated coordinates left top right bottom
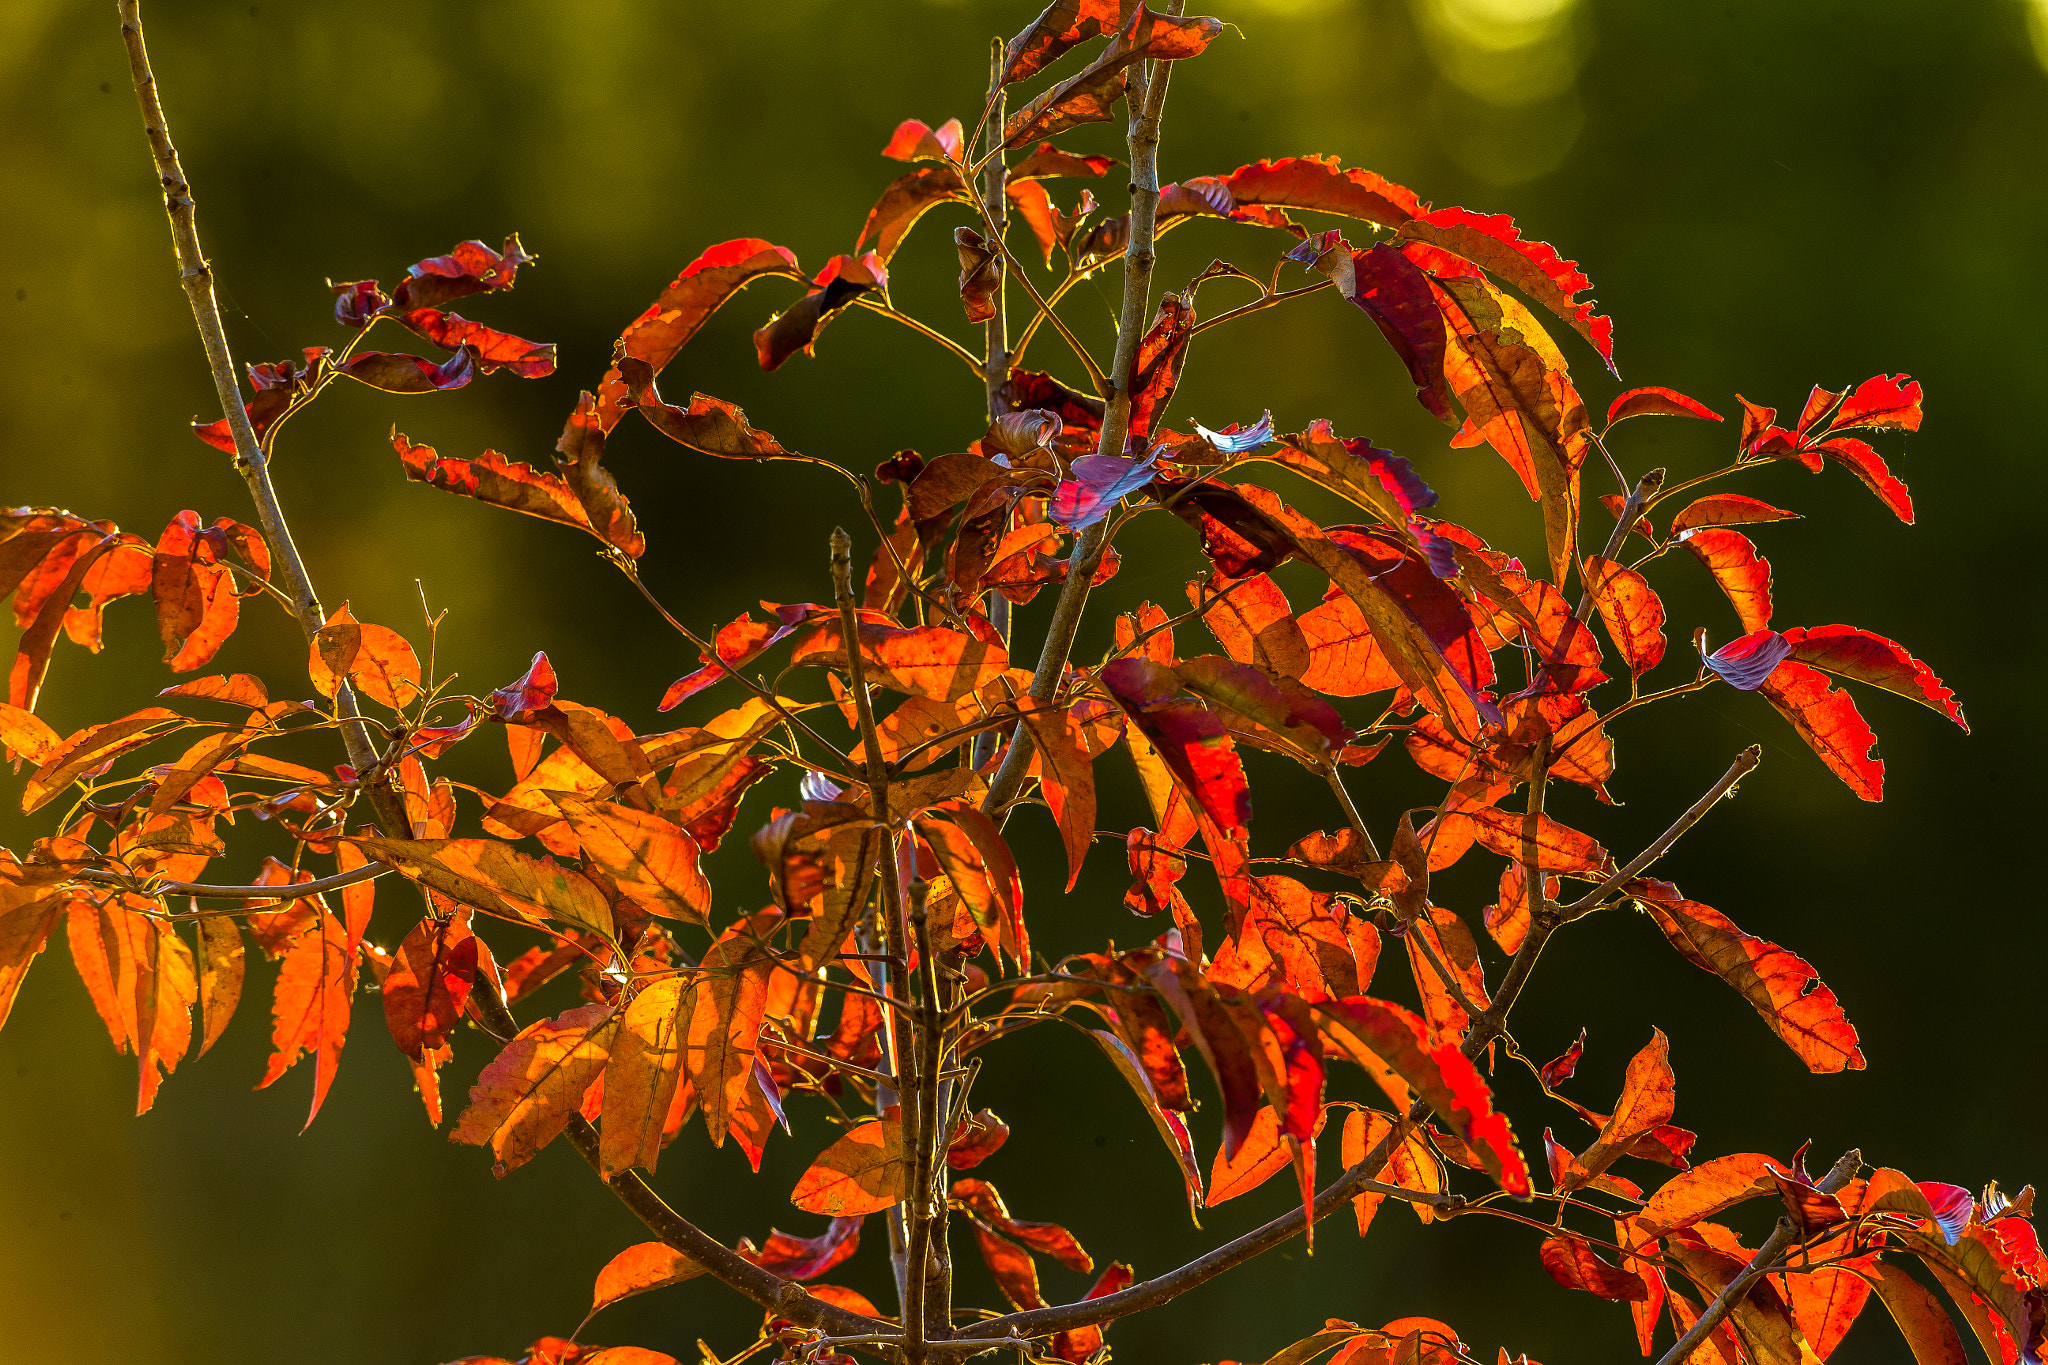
(962, 745, 1766, 1344)
(979, 15, 1183, 821)
(975, 59, 1014, 775)
(1321, 760, 1381, 862)
(613, 556, 854, 768)
(852, 296, 985, 376)
(1653, 1149, 1862, 1365)
(974, 197, 1109, 399)
(119, 1, 409, 840)
(75, 862, 389, 901)
(1188, 279, 1333, 336)
(1558, 745, 1760, 920)
(832, 528, 926, 1346)
(1519, 730, 1552, 943)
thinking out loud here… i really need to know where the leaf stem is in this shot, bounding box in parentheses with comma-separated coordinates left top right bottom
(852, 296, 986, 376)
(1188, 278, 1333, 336)
(76, 861, 389, 901)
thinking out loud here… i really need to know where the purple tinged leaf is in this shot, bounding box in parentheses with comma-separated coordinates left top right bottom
(801, 771, 845, 804)
(336, 347, 476, 394)
(1917, 1182, 1975, 1245)
(331, 279, 391, 328)
(1051, 449, 1162, 528)
(1703, 629, 1791, 691)
(1193, 411, 1275, 454)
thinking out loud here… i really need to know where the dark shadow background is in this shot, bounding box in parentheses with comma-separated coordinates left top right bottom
(2, 1, 2043, 1362)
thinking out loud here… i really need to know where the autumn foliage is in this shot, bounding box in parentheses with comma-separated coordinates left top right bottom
(1, 5, 2036, 1365)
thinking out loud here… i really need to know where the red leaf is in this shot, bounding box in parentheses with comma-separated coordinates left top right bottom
(1779, 624, 1965, 730)
(1812, 435, 1915, 524)
(1604, 386, 1722, 429)
(856, 165, 973, 263)
(555, 392, 645, 559)
(390, 235, 533, 310)
(1831, 373, 1923, 432)
(1100, 658, 1252, 837)
(1540, 1234, 1649, 1300)
(1000, 0, 1126, 84)
(592, 238, 801, 431)
(1680, 526, 1773, 633)
(621, 360, 796, 465)
(152, 511, 241, 673)
(658, 607, 807, 711)
(880, 117, 963, 163)
(1583, 555, 1666, 676)
(1001, 8, 1223, 150)
(1221, 156, 1423, 232)
(1401, 205, 1615, 371)
(740, 1216, 863, 1280)
(1629, 879, 1866, 1072)
(754, 253, 887, 370)
(1670, 495, 1801, 533)
(1047, 1263, 1136, 1364)
(952, 1179, 1093, 1272)
(336, 347, 476, 394)
(1316, 996, 1529, 1195)
(394, 308, 555, 377)
(1757, 659, 1885, 801)
(382, 908, 481, 1061)
(1127, 292, 1195, 442)
(955, 227, 1001, 324)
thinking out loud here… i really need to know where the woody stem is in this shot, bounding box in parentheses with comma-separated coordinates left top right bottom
(118, 0, 406, 839)
(980, 7, 1183, 821)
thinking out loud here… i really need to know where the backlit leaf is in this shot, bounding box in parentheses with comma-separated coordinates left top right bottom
(452, 1002, 619, 1175)
(791, 1117, 904, 1215)
(308, 603, 423, 710)
(589, 1241, 706, 1317)
(1681, 528, 1773, 633)
(1758, 660, 1884, 801)
(1629, 879, 1865, 1072)
(256, 901, 356, 1130)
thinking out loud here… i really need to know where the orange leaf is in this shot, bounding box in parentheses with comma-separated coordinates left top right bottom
(1681, 527, 1773, 633)
(192, 913, 244, 1057)
(790, 619, 1009, 702)
(355, 836, 616, 944)
(1757, 659, 1884, 801)
(549, 793, 710, 924)
(688, 927, 773, 1149)
(452, 1002, 619, 1175)
(67, 895, 196, 1115)
(1560, 1029, 1675, 1192)
(589, 1241, 706, 1316)
(1631, 880, 1865, 1073)
(791, 1117, 904, 1215)
(1583, 555, 1666, 676)
(600, 975, 693, 1177)
(308, 602, 422, 710)
(256, 903, 356, 1129)
(22, 708, 185, 814)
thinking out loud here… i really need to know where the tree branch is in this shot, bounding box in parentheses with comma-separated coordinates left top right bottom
(117, 0, 409, 841)
(979, 13, 1183, 821)
(1653, 1148, 1862, 1365)
(959, 745, 1765, 1344)
(975, 52, 1013, 775)
(76, 862, 389, 901)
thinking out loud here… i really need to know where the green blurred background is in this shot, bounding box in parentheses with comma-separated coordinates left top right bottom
(3, 1, 2043, 1361)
